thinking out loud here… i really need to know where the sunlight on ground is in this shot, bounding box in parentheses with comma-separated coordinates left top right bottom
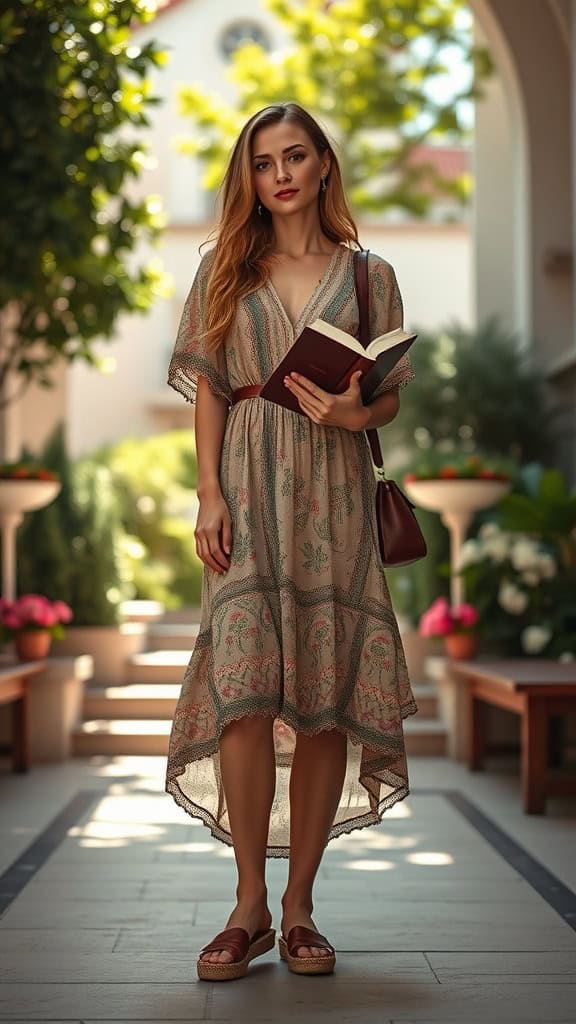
(406, 851, 454, 865)
(158, 842, 217, 853)
(343, 859, 395, 871)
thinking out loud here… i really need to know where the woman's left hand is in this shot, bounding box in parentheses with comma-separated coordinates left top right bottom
(283, 370, 368, 431)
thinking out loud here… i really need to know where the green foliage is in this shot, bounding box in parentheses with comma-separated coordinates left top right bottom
(176, 0, 491, 215)
(387, 318, 557, 466)
(497, 465, 576, 569)
(383, 320, 561, 625)
(457, 468, 576, 658)
(88, 431, 204, 606)
(16, 423, 124, 625)
(0, 0, 169, 411)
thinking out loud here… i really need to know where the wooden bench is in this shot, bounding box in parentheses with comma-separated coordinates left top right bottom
(450, 659, 576, 814)
(0, 662, 45, 772)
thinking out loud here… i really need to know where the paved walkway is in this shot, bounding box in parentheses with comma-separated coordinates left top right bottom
(1, 754, 575, 1023)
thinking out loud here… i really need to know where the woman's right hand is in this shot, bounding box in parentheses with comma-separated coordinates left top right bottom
(194, 485, 232, 574)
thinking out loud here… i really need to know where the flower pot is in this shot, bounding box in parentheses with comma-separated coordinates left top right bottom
(444, 632, 478, 660)
(14, 629, 52, 661)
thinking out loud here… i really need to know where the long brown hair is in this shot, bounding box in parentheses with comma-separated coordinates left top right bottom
(203, 103, 360, 352)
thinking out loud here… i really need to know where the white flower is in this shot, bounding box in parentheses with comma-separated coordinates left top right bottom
(537, 553, 557, 579)
(483, 534, 511, 563)
(498, 581, 529, 615)
(521, 626, 552, 655)
(521, 571, 540, 587)
(478, 522, 500, 541)
(511, 538, 541, 572)
(458, 539, 483, 569)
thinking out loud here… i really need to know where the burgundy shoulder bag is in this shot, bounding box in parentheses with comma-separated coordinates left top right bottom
(353, 249, 427, 567)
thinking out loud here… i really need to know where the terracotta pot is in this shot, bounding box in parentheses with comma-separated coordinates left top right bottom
(14, 629, 52, 661)
(444, 632, 478, 660)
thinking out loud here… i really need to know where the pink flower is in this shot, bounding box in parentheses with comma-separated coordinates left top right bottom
(0, 593, 73, 637)
(3, 612, 23, 630)
(52, 600, 73, 624)
(419, 598, 454, 637)
(419, 597, 479, 637)
(454, 603, 479, 628)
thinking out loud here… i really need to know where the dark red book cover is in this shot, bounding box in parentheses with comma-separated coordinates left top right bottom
(259, 322, 415, 414)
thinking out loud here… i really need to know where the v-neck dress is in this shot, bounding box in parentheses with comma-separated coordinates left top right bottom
(165, 244, 418, 857)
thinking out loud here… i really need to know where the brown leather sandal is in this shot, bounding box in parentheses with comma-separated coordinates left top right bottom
(278, 926, 336, 975)
(196, 926, 276, 981)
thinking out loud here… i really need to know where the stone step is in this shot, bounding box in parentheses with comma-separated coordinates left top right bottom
(83, 684, 180, 719)
(403, 718, 447, 756)
(120, 599, 166, 624)
(159, 607, 203, 625)
(145, 622, 201, 651)
(73, 714, 447, 758)
(124, 650, 191, 684)
(72, 719, 171, 757)
(410, 683, 439, 719)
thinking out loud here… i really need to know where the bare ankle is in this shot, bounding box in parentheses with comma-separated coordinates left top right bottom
(236, 881, 268, 905)
(281, 888, 313, 915)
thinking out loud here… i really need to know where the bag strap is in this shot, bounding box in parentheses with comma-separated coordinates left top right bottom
(353, 249, 385, 475)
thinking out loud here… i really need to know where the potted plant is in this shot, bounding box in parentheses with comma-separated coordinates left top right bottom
(0, 593, 73, 661)
(418, 596, 480, 660)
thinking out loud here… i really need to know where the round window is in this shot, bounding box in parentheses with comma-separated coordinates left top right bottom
(219, 20, 271, 60)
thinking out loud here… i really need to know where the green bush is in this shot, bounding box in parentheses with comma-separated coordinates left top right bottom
(16, 424, 124, 625)
(87, 430, 204, 607)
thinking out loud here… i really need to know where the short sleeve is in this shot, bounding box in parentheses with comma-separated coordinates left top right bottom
(367, 254, 415, 398)
(167, 251, 232, 406)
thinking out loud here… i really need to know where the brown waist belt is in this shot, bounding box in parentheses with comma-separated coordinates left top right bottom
(232, 384, 263, 404)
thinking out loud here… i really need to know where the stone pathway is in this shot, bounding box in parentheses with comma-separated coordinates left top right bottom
(0, 755, 575, 1022)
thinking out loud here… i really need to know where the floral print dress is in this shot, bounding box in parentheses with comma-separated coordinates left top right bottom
(165, 243, 418, 857)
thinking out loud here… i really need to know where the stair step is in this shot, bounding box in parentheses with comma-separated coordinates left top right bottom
(124, 650, 191, 684)
(403, 718, 447, 756)
(120, 600, 166, 623)
(72, 719, 171, 756)
(74, 713, 447, 757)
(410, 683, 439, 718)
(84, 684, 180, 719)
(145, 622, 201, 651)
(159, 607, 203, 625)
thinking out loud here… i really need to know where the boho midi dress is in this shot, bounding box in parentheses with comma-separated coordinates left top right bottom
(165, 243, 418, 858)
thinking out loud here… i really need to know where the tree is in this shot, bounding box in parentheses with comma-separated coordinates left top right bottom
(177, 0, 491, 214)
(0, 0, 168, 416)
(386, 319, 560, 467)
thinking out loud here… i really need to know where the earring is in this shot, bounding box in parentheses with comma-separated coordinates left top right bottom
(258, 203, 262, 216)
(321, 176, 327, 193)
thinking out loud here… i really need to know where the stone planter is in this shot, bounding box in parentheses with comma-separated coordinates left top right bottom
(403, 477, 511, 606)
(0, 479, 61, 600)
(55, 622, 147, 683)
(398, 627, 439, 681)
(0, 653, 93, 762)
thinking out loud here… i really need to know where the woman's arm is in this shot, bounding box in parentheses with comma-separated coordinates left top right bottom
(194, 376, 232, 574)
(361, 388, 400, 430)
(195, 376, 229, 496)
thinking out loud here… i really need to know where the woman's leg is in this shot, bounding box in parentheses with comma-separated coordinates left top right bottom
(200, 714, 276, 964)
(281, 728, 348, 958)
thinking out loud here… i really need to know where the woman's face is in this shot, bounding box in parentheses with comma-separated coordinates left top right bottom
(251, 119, 330, 217)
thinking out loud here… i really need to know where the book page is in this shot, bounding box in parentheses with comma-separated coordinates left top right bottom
(367, 328, 415, 358)
(307, 319, 365, 355)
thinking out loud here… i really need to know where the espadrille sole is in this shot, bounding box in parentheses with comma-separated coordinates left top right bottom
(197, 928, 276, 981)
(278, 935, 336, 975)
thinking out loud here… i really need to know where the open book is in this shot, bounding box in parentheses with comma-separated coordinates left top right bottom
(259, 318, 417, 414)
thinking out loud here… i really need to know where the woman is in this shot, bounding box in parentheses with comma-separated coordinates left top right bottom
(166, 102, 418, 982)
